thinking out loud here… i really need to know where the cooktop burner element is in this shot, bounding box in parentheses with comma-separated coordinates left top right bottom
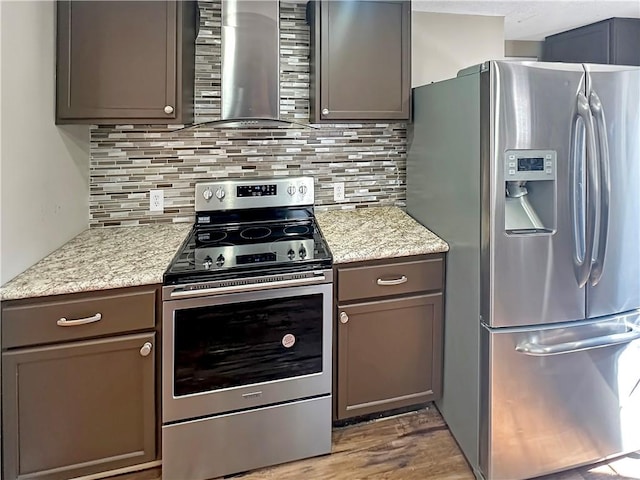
(197, 230, 228, 244)
(284, 225, 310, 235)
(240, 226, 272, 240)
(164, 177, 332, 285)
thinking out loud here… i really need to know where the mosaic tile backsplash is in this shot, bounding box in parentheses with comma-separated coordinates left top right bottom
(89, 0, 407, 227)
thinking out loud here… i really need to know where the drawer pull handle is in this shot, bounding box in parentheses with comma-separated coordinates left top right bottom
(340, 312, 349, 324)
(377, 276, 408, 286)
(57, 313, 102, 327)
(140, 342, 153, 357)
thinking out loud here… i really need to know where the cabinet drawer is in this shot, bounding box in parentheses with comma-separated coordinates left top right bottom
(337, 257, 443, 302)
(2, 288, 156, 349)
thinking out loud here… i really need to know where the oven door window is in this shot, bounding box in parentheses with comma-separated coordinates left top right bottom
(173, 294, 323, 396)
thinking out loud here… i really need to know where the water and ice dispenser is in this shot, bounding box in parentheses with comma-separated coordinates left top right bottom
(504, 149, 557, 234)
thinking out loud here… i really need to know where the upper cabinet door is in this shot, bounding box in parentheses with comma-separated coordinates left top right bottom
(309, 0, 411, 122)
(56, 1, 196, 125)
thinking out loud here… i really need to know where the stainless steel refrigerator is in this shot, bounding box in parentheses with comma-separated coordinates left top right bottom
(407, 60, 640, 480)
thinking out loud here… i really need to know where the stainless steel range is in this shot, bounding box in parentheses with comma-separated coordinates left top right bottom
(162, 177, 333, 480)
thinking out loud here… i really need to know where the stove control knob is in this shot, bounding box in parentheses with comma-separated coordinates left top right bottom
(299, 246, 307, 259)
(298, 185, 308, 195)
(203, 256, 213, 270)
(287, 185, 296, 196)
(287, 249, 296, 260)
(215, 188, 226, 201)
(202, 188, 213, 201)
(216, 254, 225, 267)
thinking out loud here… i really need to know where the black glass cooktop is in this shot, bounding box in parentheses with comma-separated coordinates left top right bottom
(164, 216, 333, 285)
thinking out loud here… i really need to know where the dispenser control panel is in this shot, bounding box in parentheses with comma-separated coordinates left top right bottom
(504, 149, 556, 181)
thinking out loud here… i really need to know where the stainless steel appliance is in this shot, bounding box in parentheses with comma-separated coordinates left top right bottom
(407, 61, 640, 480)
(162, 177, 333, 480)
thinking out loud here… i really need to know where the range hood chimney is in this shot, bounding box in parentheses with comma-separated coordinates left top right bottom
(218, 0, 287, 127)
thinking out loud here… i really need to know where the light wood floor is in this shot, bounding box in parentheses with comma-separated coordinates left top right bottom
(119, 406, 640, 480)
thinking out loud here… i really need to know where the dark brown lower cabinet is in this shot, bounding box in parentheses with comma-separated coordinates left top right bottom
(2, 332, 156, 480)
(334, 255, 445, 421)
(336, 294, 442, 420)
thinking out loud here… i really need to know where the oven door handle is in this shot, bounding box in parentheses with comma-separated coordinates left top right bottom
(168, 273, 328, 298)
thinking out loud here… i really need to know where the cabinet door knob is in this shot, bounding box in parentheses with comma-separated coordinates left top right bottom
(322, 108, 329, 115)
(340, 311, 349, 324)
(164, 105, 174, 114)
(140, 342, 153, 357)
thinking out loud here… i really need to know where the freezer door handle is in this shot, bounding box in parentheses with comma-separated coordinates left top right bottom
(588, 90, 610, 286)
(572, 92, 599, 289)
(515, 328, 640, 356)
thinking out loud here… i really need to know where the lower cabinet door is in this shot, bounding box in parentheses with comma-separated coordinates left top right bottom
(336, 293, 442, 420)
(2, 332, 156, 480)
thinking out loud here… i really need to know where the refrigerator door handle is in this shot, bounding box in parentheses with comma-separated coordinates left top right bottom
(515, 328, 640, 356)
(572, 92, 599, 289)
(588, 90, 610, 286)
(569, 104, 587, 283)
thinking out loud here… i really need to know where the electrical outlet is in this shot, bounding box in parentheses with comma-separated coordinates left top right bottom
(333, 182, 345, 202)
(150, 189, 164, 212)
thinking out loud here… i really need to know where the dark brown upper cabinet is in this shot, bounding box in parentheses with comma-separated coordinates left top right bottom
(56, 1, 197, 125)
(542, 18, 640, 66)
(308, 0, 411, 122)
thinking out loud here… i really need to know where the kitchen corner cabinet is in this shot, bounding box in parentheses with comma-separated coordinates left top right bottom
(334, 255, 444, 421)
(542, 18, 640, 66)
(307, 0, 411, 122)
(1, 286, 158, 480)
(56, 1, 197, 125)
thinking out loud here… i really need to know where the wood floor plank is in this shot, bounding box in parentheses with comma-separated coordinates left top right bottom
(113, 406, 640, 480)
(234, 406, 473, 480)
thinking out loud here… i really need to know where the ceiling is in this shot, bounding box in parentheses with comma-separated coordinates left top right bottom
(411, 1, 640, 40)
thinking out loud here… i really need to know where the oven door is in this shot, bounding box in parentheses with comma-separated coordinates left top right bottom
(162, 281, 332, 423)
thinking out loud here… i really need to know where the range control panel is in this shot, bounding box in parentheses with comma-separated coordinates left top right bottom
(504, 149, 557, 181)
(195, 177, 314, 212)
(236, 184, 278, 197)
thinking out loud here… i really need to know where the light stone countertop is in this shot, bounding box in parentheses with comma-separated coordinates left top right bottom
(1, 207, 447, 301)
(315, 206, 449, 264)
(0, 223, 192, 301)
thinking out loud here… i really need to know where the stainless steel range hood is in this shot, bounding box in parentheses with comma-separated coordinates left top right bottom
(182, 0, 314, 130)
(217, 0, 287, 128)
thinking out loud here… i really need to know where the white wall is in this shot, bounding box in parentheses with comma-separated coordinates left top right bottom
(504, 40, 542, 60)
(0, 1, 90, 285)
(412, 12, 505, 87)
